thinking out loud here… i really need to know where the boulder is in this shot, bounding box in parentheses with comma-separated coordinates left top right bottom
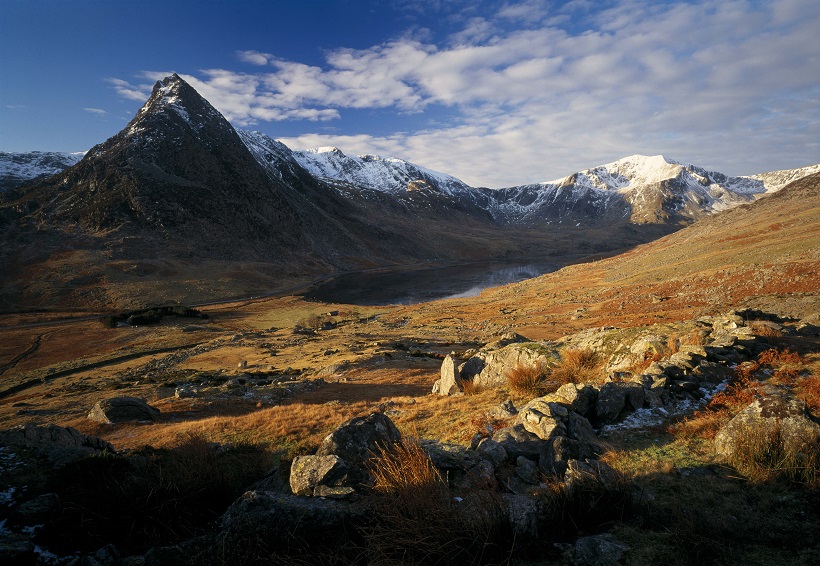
(220, 491, 367, 551)
(434, 354, 463, 396)
(316, 412, 401, 486)
(595, 382, 644, 423)
(87, 396, 160, 424)
(514, 456, 540, 485)
(466, 343, 556, 389)
(540, 436, 597, 477)
(9, 493, 61, 526)
(549, 383, 598, 416)
(516, 398, 568, 440)
(290, 455, 348, 496)
(502, 493, 543, 539)
(493, 424, 549, 460)
(476, 438, 508, 467)
(715, 391, 820, 458)
(564, 459, 622, 491)
(488, 399, 518, 420)
(0, 424, 114, 466)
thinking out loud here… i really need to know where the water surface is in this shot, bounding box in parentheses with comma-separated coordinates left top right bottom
(302, 260, 570, 306)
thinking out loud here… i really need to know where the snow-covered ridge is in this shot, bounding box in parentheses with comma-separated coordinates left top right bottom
(0, 151, 85, 191)
(288, 143, 473, 195)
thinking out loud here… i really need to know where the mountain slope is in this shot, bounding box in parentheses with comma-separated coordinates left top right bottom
(422, 171, 820, 340)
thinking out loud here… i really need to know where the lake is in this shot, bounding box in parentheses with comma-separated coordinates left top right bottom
(301, 259, 572, 306)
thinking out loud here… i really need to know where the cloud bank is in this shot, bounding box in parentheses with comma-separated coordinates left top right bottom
(112, 0, 820, 186)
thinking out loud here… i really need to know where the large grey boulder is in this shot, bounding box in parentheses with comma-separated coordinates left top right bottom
(290, 455, 348, 496)
(547, 383, 598, 417)
(595, 382, 645, 423)
(316, 412, 401, 486)
(463, 343, 556, 389)
(433, 354, 463, 396)
(87, 396, 160, 424)
(516, 398, 568, 440)
(220, 491, 366, 551)
(0, 424, 114, 466)
(715, 391, 820, 458)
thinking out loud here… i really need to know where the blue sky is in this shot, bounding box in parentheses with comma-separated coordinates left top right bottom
(1, 0, 818, 187)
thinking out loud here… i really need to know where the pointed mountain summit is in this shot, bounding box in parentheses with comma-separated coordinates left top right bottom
(20, 74, 309, 257)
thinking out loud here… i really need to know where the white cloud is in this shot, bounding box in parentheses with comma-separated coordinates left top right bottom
(236, 50, 273, 65)
(83, 107, 107, 115)
(111, 0, 820, 186)
(106, 78, 152, 101)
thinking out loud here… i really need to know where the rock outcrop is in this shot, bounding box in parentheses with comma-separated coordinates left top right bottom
(0, 424, 114, 466)
(715, 390, 820, 458)
(87, 396, 160, 424)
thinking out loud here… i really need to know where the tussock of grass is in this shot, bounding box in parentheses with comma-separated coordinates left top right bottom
(552, 348, 601, 384)
(365, 437, 511, 565)
(507, 360, 552, 396)
(724, 423, 818, 485)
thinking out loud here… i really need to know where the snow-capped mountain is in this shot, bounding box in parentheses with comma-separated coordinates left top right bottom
(289, 145, 473, 195)
(517, 155, 759, 224)
(0, 151, 84, 191)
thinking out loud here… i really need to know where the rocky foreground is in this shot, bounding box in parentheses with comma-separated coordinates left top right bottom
(1, 308, 818, 565)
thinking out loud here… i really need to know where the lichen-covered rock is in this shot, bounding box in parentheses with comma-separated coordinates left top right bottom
(316, 412, 401, 486)
(464, 343, 556, 389)
(290, 455, 348, 496)
(548, 383, 598, 417)
(516, 398, 568, 440)
(435, 354, 463, 396)
(87, 396, 160, 424)
(715, 391, 820, 458)
(476, 438, 508, 466)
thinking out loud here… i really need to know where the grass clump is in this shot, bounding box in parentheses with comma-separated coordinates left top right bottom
(551, 348, 600, 384)
(507, 360, 552, 396)
(725, 423, 818, 485)
(365, 437, 512, 565)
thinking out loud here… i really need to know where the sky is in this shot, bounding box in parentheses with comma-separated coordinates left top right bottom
(1, 0, 819, 187)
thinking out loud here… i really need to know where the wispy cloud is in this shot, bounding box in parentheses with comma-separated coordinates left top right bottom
(236, 50, 273, 65)
(106, 78, 152, 101)
(83, 107, 107, 115)
(110, 0, 820, 185)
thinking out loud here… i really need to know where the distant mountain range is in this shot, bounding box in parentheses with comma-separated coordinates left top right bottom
(1, 73, 817, 310)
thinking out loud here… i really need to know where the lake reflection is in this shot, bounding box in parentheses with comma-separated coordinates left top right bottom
(302, 260, 566, 306)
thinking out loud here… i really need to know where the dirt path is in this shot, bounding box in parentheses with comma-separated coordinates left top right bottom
(0, 342, 205, 400)
(0, 333, 43, 377)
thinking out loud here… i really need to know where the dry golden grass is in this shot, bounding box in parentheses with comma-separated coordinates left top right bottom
(749, 320, 785, 339)
(551, 348, 601, 385)
(724, 423, 818, 485)
(365, 436, 511, 565)
(506, 360, 552, 396)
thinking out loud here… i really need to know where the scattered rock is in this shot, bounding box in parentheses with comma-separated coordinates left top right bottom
(488, 399, 518, 419)
(315, 412, 401, 486)
(87, 397, 160, 424)
(290, 455, 348, 496)
(549, 383, 598, 417)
